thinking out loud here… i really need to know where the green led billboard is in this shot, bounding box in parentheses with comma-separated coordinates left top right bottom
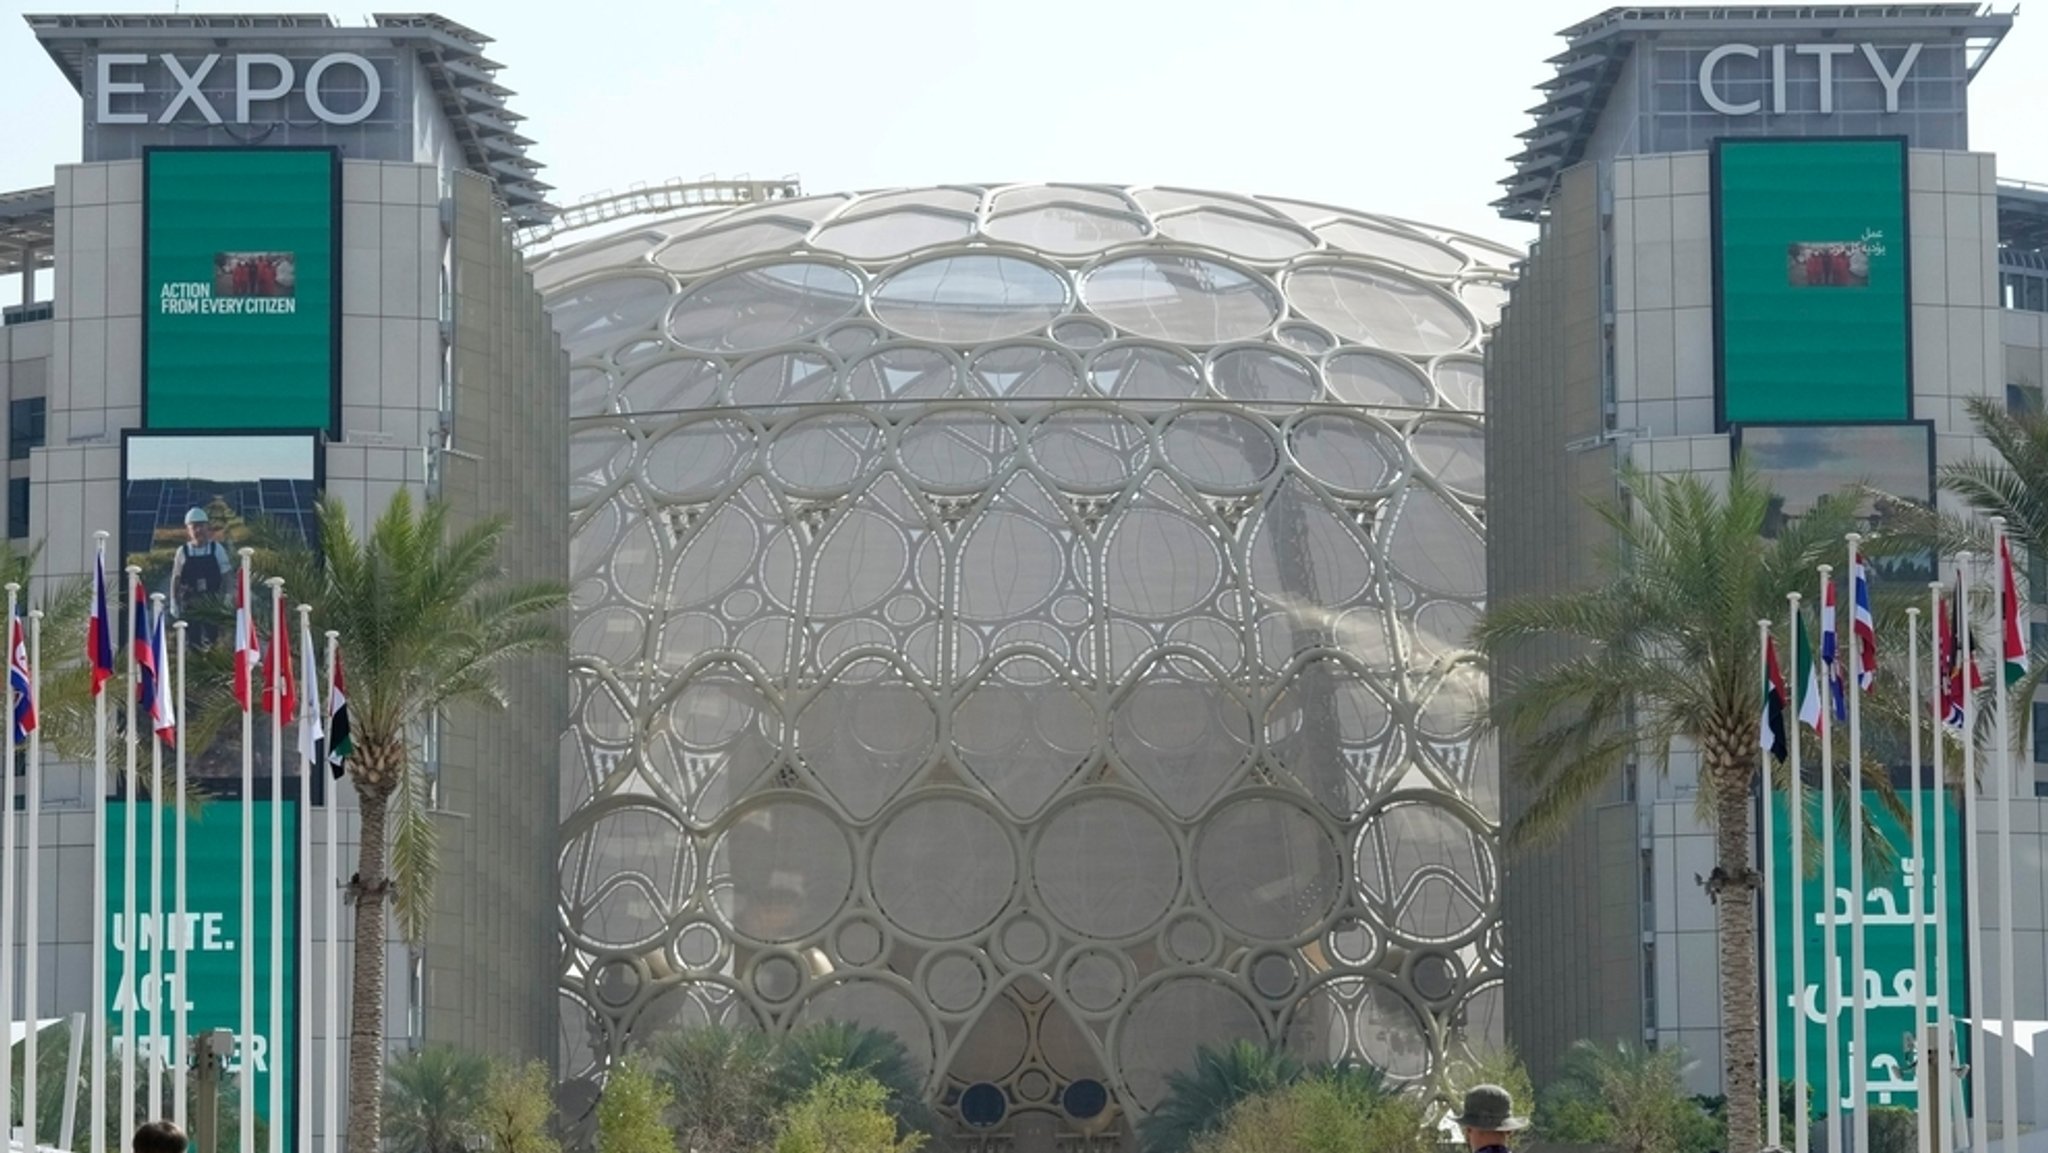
(144, 148, 339, 433)
(1767, 788, 1968, 1116)
(1714, 138, 1911, 426)
(106, 799, 298, 1140)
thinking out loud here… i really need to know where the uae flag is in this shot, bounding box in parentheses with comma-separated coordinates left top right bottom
(327, 644, 353, 779)
(1796, 610, 1823, 730)
(2000, 534, 2029, 686)
(1761, 633, 1790, 763)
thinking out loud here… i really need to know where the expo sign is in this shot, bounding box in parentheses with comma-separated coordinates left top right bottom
(95, 51, 382, 126)
(1697, 42, 1924, 116)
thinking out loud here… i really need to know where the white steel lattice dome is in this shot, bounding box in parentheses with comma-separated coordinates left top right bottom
(535, 184, 1517, 1145)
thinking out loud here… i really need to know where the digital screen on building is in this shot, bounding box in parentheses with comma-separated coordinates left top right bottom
(122, 432, 321, 781)
(144, 148, 340, 434)
(1714, 138, 1911, 426)
(107, 799, 299, 1142)
(1736, 422, 1934, 583)
(1767, 789, 1968, 1117)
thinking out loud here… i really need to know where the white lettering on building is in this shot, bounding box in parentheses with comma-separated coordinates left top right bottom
(1698, 42, 1924, 116)
(159, 283, 297, 316)
(95, 51, 382, 126)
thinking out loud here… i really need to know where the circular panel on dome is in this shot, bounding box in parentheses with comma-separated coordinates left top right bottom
(991, 186, 1132, 213)
(1357, 798, 1491, 945)
(1118, 978, 1264, 1109)
(923, 950, 990, 1013)
(1458, 278, 1512, 324)
(768, 413, 884, 494)
(1287, 414, 1402, 495)
(1091, 344, 1202, 400)
(1156, 210, 1318, 262)
(1284, 976, 1432, 1079)
(1324, 350, 1435, 408)
(1212, 347, 1317, 407)
(655, 221, 811, 274)
(1195, 798, 1341, 940)
(899, 411, 1019, 489)
(1050, 319, 1111, 350)
(813, 211, 975, 261)
(824, 323, 882, 356)
(1062, 950, 1129, 1014)
(846, 346, 961, 403)
(796, 980, 936, 1078)
(848, 188, 983, 216)
(984, 206, 1149, 255)
(973, 344, 1081, 398)
(1034, 797, 1179, 939)
(1103, 509, 1223, 619)
(619, 358, 721, 414)
(554, 276, 673, 360)
(872, 798, 1017, 940)
(1160, 412, 1277, 491)
(1277, 323, 1333, 355)
(668, 262, 861, 353)
(1385, 486, 1483, 599)
(1434, 356, 1485, 410)
(709, 801, 853, 943)
(642, 419, 755, 500)
(1136, 188, 1273, 217)
(1284, 266, 1475, 357)
(872, 255, 1068, 343)
(1314, 219, 1468, 276)
(1082, 255, 1279, 344)
(1408, 417, 1484, 495)
(958, 511, 1065, 621)
(1029, 410, 1149, 490)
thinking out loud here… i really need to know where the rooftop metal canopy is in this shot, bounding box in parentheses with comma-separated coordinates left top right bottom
(1497, 4, 2015, 222)
(1999, 182, 2048, 255)
(23, 11, 557, 226)
(0, 187, 56, 277)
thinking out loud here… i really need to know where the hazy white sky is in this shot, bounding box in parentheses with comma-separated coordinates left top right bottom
(2, 0, 2044, 266)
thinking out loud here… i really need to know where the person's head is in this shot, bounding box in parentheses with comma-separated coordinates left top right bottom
(183, 507, 211, 542)
(132, 1120, 188, 1153)
(1451, 1084, 1527, 1148)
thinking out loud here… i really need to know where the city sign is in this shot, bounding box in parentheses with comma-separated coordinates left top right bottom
(96, 52, 382, 126)
(1699, 43, 1924, 116)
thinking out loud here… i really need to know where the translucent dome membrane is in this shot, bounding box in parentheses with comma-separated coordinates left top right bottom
(539, 184, 1519, 1142)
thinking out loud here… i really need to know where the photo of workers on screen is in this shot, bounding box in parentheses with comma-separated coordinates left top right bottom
(168, 507, 234, 645)
(1786, 242, 1871, 288)
(212, 251, 297, 298)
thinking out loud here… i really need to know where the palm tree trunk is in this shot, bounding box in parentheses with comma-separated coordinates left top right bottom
(349, 759, 398, 1149)
(1708, 745, 1763, 1153)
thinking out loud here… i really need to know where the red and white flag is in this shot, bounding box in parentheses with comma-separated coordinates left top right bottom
(2000, 534, 2029, 687)
(233, 565, 261, 712)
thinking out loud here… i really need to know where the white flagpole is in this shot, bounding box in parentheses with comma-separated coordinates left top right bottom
(1760, 617, 1782, 1152)
(146, 594, 165, 1124)
(25, 607, 41, 1147)
(121, 565, 140, 1135)
(1908, 607, 1929, 1153)
(1789, 591, 1810, 1153)
(1929, 582, 1957, 1153)
(1960, 553, 1988, 1153)
(266, 578, 284, 1153)
(238, 550, 255, 1153)
(172, 620, 188, 1132)
(3, 584, 19, 1153)
(1991, 519, 2019, 1148)
(1819, 563, 1843, 1143)
(90, 532, 109, 1153)
(1846, 536, 1868, 1153)
(322, 630, 339, 1153)
(296, 604, 314, 1153)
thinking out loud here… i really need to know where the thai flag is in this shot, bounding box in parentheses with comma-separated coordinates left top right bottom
(10, 609, 35, 743)
(1820, 576, 1846, 722)
(87, 544, 113, 696)
(1852, 556, 1878, 691)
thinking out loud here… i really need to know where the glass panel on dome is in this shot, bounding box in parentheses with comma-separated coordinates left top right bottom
(552, 276, 673, 360)
(989, 186, 1133, 213)
(1314, 220, 1467, 277)
(1081, 255, 1279, 344)
(1284, 266, 1475, 357)
(983, 206, 1148, 255)
(1155, 210, 1318, 262)
(844, 188, 984, 217)
(655, 221, 810, 274)
(667, 262, 862, 353)
(871, 255, 1069, 343)
(813, 211, 975, 261)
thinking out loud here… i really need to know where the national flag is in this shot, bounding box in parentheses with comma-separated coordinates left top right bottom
(1797, 610, 1823, 730)
(1762, 633, 1789, 762)
(2000, 534, 2029, 686)
(87, 544, 114, 696)
(1852, 556, 1878, 691)
(132, 581, 156, 728)
(296, 611, 322, 768)
(262, 592, 295, 719)
(10, 608, 36, 743)
(1820, 576, 1847, 722)
(1939, 588, 1967, 731)
(148, 600, 174, 741)
(233, 565, 260, 712)
(327, 643, 353, 779)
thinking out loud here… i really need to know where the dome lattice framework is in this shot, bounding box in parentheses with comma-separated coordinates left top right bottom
(535, 184, 1517, 1146)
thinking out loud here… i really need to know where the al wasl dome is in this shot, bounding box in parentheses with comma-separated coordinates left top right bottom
(534, 183, 1516, 1146)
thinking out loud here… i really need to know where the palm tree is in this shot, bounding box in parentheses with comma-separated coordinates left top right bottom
(263, 492, 567, 1145)
(774, 1022, 933, 1135)
(648, 1024, 780, 1153)
(1472, 458, 1860, 1153)
(385, 1045, 491, 1153)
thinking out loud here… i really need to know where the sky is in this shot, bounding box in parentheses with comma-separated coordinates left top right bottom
(2, 0, 2045, 278)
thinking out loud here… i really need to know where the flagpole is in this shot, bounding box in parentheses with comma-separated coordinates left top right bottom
(90, 532, 109, 1153)
(146, 593, 166, 1124)
(1908, 606, 1929, 1153)
(322, 630, 339, 1153)
(3, 584, 19, 1153)
(295, 603, 314, 1153)
(266, 578, 284, 1153)
(1760, 618, 1782, 1152)
(1846, 536, 1868, 1153)
(1991, 520, 2019, 1149)
(172, 619, 188, 1132)
(1818, 563, 1842, 1144)
(238, 549, 255, 1153)
(122, 565, 140, 1135)
(1789, 591, 1810, 1153)
(1930, 582, 1956, 1153)
(25, 607, 41, 1148)
(1959, 553, 1988, 1153)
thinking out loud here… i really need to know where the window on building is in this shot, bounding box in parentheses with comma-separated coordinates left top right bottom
(8, 398, 45, 462)
(2034, 702, 2048, 764)
(2009, 384, 2043, 416)
(6, 479, 27, 540)
(2034, 622, 2048, 657)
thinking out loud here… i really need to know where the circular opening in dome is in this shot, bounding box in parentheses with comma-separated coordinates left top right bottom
(871, 254, 1069, 344)
(1081, 254, 1279, 344)
(1063, 1079, 1109, 1120)
(667, 261, 863, 354)
(961, 1083, 1008, 1128)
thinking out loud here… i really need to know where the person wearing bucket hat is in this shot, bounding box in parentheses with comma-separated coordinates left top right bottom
(1451, 1084, 1528, 1151)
